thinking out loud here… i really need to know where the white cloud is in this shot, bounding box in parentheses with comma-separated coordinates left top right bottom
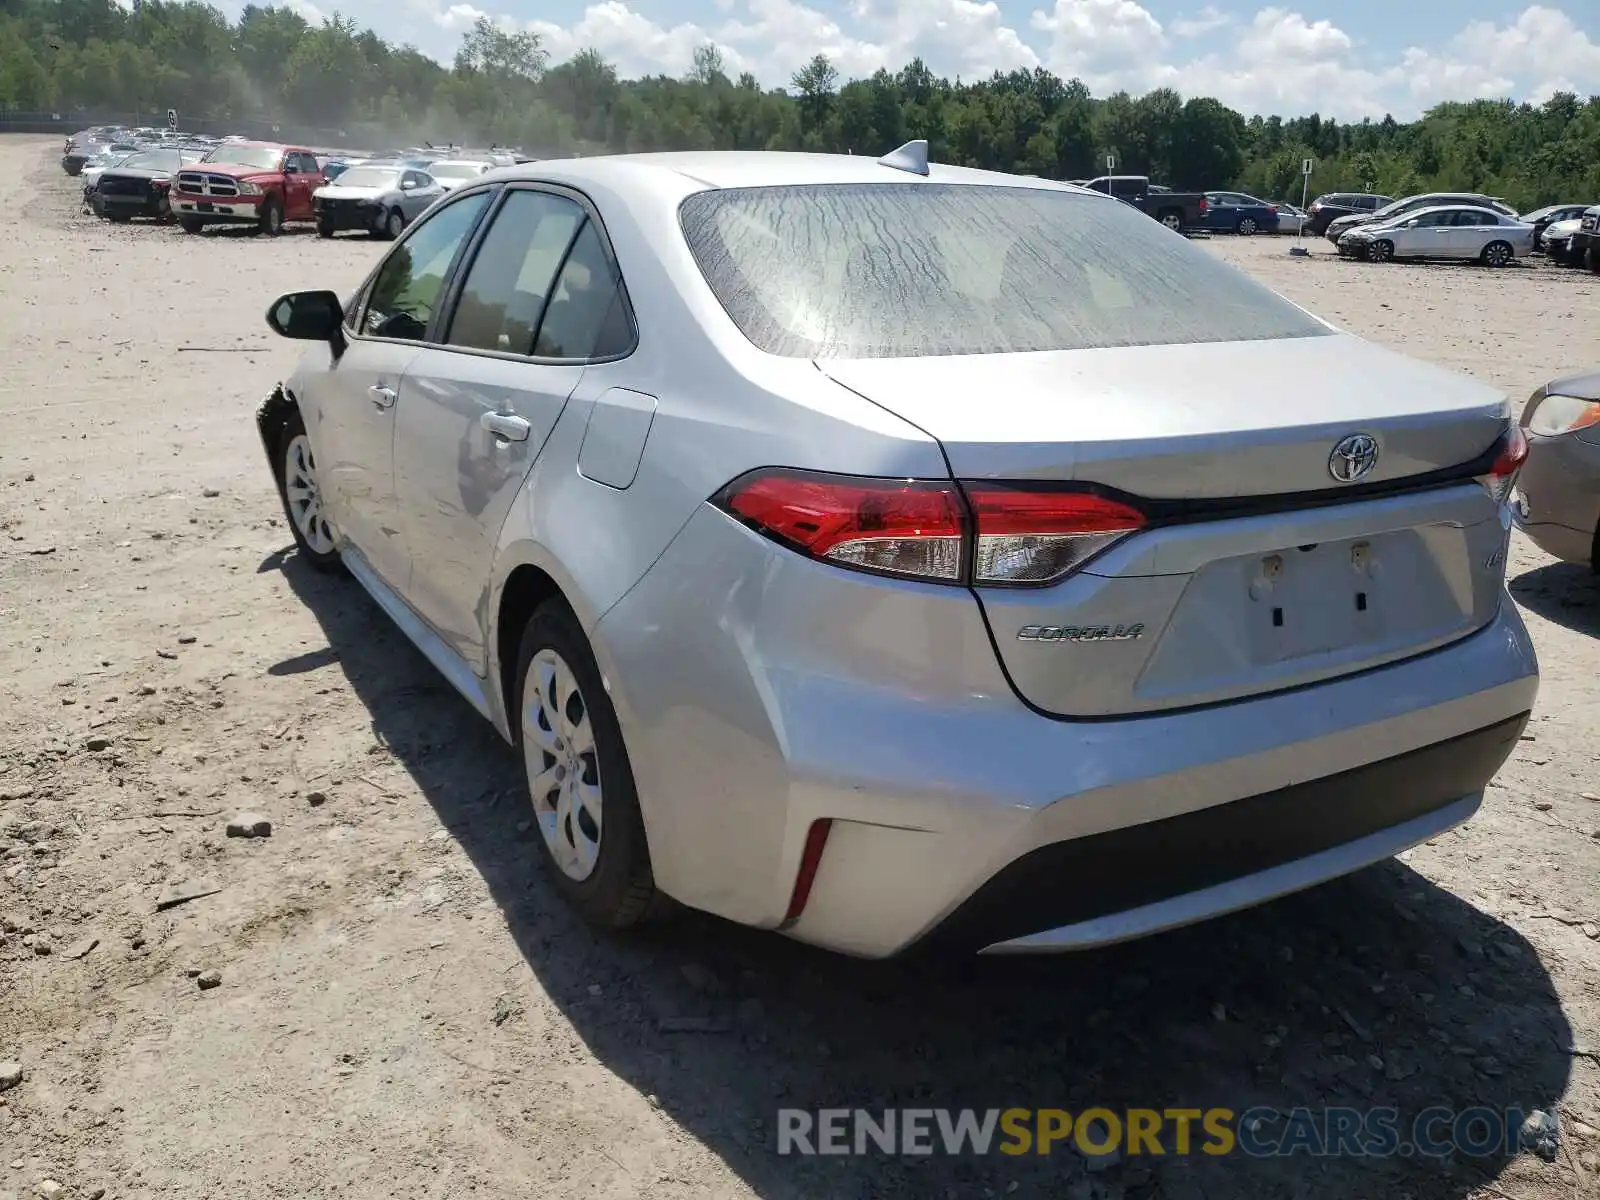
(1171, 5, 1229, 39)
(368, 0, 1600, 120)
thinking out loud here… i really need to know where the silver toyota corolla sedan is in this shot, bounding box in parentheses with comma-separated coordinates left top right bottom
(257, 144, 1539, 958)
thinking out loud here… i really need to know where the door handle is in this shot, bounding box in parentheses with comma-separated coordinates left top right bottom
(368, 383, 397, 409)
(481, 411, 530, 442)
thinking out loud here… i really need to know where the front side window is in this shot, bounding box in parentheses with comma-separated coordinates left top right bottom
(445, 190, 585, 355)
(680, 183, 1329, 360)
(361, 191, 492, 342)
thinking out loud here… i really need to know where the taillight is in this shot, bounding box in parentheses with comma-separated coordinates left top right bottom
(1309, 201, 1322, 212)
(719, 470, 964, 581)
(1197, 197, 1208, 214)
(714, 469, 1146, 587)
(964, 484, 1145, 584)
(1268, 204, 1278, 213)
(1478, 426, 1528, 504)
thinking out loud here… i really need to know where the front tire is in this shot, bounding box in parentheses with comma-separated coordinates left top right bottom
(1481, 240, 1513, 268)
(1367, 239, 1394, 263)
(274, 409, 341, 572)
(384, 208, 405, 240)
(514, 601, 659, 929)
(178, 216, 203, 234)
(258, 196, 283, 237)
(317, 219, 335, 239)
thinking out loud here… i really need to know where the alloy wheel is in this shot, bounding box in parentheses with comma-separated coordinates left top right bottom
(1484, 242, 1511, 267)
(522, 648, 603, 881)
(282, 433, 335, 555)
(386, 210, 404, 239)
(1370, 240, 1394, 263)
(1238, 217, 1257, 235)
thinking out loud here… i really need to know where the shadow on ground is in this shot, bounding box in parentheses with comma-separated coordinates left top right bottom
(1511, 562, 1600, 638)
(273, 547, 1572, 1200)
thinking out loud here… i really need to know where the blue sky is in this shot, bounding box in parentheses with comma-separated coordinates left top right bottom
(264, 0, 1600, 120)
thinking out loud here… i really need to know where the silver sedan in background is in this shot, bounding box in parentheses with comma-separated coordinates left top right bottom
(1337, 205, 1536, 265)
(255, 147, 1536, 958)
(312, 165, 444, 239)
(427, 160, 495, 190)
(1517, 370, 1600, 569)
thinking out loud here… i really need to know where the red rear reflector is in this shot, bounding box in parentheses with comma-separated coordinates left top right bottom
(784, 818, 833, 923)
(964, 486, 1146, 585)
(719, 470, 964, 581)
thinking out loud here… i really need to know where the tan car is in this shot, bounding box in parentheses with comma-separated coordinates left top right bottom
(1516, 370, 1600, 569)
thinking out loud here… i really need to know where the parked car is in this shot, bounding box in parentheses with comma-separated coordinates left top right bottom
(253, 146, 1536, 958)
(1202, 191, 1280, 235)
(312, 165, 444, 239)
(1571, 205, 1600, 270)
(1273, 202, 1309, 234)
(1521, 204, 1592, 246)
(61, 127, 131, 175)
(171, 142, 325, 235)
(1542, 215, 1586, 264)
(1306, 192, 1393, 236)
(1082, 175, 1208, 231)
(1515, 370, 1600, 569)
(1336, 206, 1534, 266)
(1324, 193, 1517, 245)
(93, 148, 199, 222)
(427, 160, 495, 191)
(80, 148, 137, 193)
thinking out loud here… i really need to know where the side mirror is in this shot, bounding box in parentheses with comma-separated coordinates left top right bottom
(267, 290, 344, 342)
(401, 179, 415, 190)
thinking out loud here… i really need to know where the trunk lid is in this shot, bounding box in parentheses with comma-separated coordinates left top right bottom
(819, 334, 1512, 717)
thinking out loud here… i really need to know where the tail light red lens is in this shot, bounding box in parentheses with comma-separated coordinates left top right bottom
(1478, 425, 1528, 504)
(715, 469, 1146, 587)
(720, 470, 965, 581)
(964, 485, 1145, 584)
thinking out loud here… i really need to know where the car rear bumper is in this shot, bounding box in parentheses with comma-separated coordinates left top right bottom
(1514, 430, 1600, 566)
(594, 504, 1539, 959)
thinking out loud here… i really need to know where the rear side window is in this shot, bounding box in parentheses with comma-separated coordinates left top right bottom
(680, 183, 1328, 359)
(532, 221, 631, 359)
(446, 190, 585, 355)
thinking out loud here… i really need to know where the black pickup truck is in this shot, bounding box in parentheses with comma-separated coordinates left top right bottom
(1082, 176, 1209, 231)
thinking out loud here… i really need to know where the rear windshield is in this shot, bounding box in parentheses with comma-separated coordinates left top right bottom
(334, 167, 399, 189)
(679, 183, 1328, 359)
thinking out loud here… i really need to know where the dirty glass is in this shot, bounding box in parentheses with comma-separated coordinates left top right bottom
(679, 183, 1329, 359)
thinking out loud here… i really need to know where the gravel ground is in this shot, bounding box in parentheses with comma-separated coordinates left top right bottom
(1, 135, 1598, 1200)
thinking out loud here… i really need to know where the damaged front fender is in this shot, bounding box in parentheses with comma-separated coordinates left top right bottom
(256, 384, 296, 485)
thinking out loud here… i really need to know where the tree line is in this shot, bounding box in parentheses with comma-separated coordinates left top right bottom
(2, 0, 1598, 208)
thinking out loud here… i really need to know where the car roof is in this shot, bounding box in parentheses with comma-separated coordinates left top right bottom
(1386, 204, 1506, 220)
(487, 150, 1093, 197)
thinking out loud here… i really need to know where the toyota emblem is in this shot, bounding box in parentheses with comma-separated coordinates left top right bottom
(1328, 433, 1380, 483)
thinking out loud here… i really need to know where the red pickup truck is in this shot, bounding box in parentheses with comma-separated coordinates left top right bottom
(171, 141, 324, 235)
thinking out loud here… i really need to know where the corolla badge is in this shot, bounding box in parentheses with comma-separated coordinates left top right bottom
(1017, 624, 1144, 643)
(1328, 432, 1380, 483)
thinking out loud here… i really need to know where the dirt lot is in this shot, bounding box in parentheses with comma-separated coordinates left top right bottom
(1, 133, 1598, 1200)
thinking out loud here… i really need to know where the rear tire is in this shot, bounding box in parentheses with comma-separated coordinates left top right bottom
(1588, 246, 1600, 274)
(1158, 210, 1183, 232)
(1481, 240, 1513, 268)
(514, 601, 660, 929)
(1237, 216, 1257, 236)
